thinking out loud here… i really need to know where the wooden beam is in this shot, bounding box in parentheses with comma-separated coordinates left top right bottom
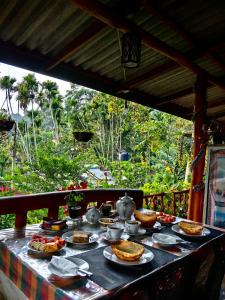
(208, 109, 225, 120)
(47, 21, 106, 70)
(188, 75, 208, 222)
(141, 0, 225, 73)
(0, 39, 190, 120)
(70, 0, 225, 92)
(118, 61, 178, 91)
(156, 82, 213, 107)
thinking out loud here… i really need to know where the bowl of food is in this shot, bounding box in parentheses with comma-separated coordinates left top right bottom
(157, 213, 176, 225)
(134, 210, 157, 228)
(98, 218, 116, 227)
(111, 240, 145, 261)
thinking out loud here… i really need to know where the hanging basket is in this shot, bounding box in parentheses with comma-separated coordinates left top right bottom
(0, 119, 15, 131)
(73, 131, 94, 142)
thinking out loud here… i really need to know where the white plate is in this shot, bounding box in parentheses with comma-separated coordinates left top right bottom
(152, 233, 180, 247)
(48, 257, 89, 277)
(103, 246, 154, 266)
(62, 231, 98, 245)
(100, 231, 129, 242)
(125, 228, 146, 236)
(39, 224, 68, 235)
(27, 242, 65, 255)
(171, 224, 211, 237)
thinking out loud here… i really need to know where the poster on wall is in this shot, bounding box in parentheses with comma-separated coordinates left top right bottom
(204, 146, 225, 228)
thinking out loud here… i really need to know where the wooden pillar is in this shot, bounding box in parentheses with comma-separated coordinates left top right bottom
(188, 74, 208, 222)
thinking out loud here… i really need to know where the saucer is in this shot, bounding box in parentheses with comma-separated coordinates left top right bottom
(125, 228, 146, 236)
(100, 232, 129, 242)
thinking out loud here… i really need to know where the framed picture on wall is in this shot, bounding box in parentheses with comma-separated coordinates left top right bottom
(204, 146, 225, 228)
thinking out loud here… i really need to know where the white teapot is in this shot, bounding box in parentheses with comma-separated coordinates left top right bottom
(85, 206, 101, 224)
(116, 193, 136, 221)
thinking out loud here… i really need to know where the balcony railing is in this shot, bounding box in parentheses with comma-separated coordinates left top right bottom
(0, 189, 143, 228)
(143, 190, 189, 217)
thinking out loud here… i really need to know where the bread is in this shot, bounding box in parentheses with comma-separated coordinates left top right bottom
(178, 221, 203, 235)
(134, 210, 156, 227)
(111, 240, 144, 261)
(72, 231, 90, 243)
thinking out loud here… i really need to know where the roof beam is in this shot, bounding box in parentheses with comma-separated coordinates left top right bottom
(0, 39, 189, 120)
(118, 61, 178, 92)
(70, 0, 225, 92)
(156, 83, 213, 107)
(47, 21, 106, 70)
(141, 0, 225, 73)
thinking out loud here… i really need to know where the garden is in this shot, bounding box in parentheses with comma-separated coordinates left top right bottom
(0, 74, 192, 228)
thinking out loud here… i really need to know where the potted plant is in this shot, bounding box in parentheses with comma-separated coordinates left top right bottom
(73, 130, 94, 142)
(64, 191, 84, 219)
(0, 109, 15, 131)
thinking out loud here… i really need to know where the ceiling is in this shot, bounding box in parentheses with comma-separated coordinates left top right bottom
(0, 0, 225, 122)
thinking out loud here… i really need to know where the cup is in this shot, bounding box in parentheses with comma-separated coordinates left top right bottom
(107, 224, 123, 240)
(125, 220, 141, 234)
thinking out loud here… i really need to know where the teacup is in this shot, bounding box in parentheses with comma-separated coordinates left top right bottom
(107, 224, 123, 240)
(125, 220, 141, 234)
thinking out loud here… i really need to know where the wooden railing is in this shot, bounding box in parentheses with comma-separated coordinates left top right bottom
(0, 189, 143, 228)
(143, 190, 189, 217)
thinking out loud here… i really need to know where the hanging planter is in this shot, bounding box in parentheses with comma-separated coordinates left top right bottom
(0, 109, 15, 132)
(0, 119, 15, 131)
(73, 131, 94, 142)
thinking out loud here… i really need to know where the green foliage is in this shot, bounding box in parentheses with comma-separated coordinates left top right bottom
(64, 191, 84, 207)
(0, 75, 193, 228)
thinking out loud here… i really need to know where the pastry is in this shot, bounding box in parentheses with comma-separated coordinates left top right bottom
(134, 210, 156, 227)
(111, 240, 144, 261)
(178, 221, 203, 235)
(72, 231, 90, 243)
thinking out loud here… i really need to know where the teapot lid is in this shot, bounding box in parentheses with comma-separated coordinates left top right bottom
(120, 192, 133, 201)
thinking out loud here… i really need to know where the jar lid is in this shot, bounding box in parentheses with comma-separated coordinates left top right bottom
(120, 192, 133, 201)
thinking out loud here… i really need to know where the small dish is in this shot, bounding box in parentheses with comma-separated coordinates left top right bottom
(98, 218, 116, 227)
(125, 228, 146, 236)
(62, 231, 98, 245)
(39, 224, 68, 235)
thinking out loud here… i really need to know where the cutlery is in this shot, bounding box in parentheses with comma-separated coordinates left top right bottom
(75, 268, 93, 276)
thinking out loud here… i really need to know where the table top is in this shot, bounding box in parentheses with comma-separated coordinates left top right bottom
(0, 220, 224, 300)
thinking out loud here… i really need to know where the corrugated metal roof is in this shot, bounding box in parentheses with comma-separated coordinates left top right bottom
(0, 0, 224, 122)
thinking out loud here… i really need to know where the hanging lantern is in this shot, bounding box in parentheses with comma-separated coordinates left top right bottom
(121, 32, 141, 68)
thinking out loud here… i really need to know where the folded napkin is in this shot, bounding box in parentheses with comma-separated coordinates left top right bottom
(49, 256, 80, 277)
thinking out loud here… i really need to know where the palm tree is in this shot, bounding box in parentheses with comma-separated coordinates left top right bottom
(16, 74, 39, 160)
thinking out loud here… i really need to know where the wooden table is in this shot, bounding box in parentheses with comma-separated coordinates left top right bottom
(0, 221, 224, 300)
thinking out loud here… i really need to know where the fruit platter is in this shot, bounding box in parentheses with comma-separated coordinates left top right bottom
(156, 212, 176, 225)
(28, 234, 66, 254)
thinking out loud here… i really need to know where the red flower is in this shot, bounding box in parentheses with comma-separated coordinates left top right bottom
(80, 181, 88, 189)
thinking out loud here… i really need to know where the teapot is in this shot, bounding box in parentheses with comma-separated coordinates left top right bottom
(85, 206, 101, 224)
(116, 193, 136, 221)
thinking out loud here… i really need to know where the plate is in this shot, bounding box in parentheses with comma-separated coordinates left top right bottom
(48, 257, 89, 277)
(152, 233, 180, 247)
(39, 224, 68, 235)
(103, 246, 154, 266)
(171, 224, 211, 237)
(98, 218, 116, 227)
(100, 231, 129, 242)
(27, 242, 65, 255)
(125, 228, 146, 236)
(62, 231, 98, 245)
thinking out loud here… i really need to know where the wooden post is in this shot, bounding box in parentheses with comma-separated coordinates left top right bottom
(188, 74, 208, 222)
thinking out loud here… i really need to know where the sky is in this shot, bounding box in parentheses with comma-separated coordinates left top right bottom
(0, 62, 71, 113)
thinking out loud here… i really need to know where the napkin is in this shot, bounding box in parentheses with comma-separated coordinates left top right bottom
(49, 256, 80, 277)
